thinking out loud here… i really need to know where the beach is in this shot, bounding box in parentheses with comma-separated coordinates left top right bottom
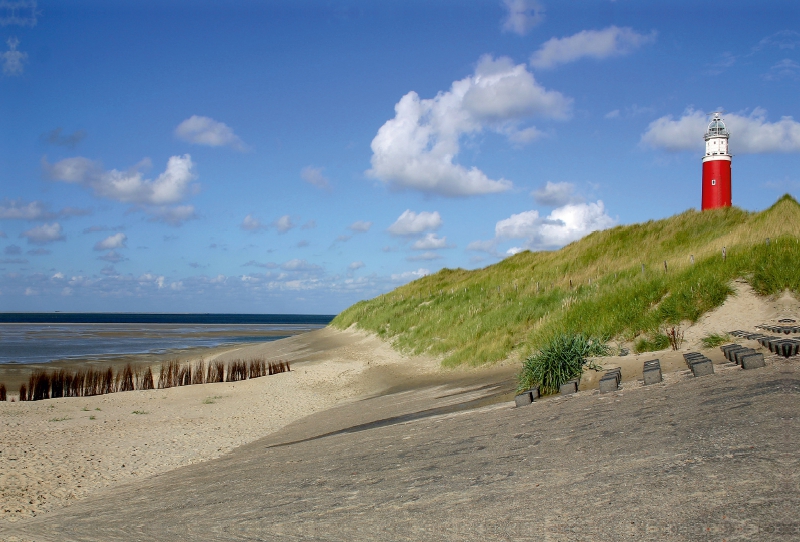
(2, 282, 798, 529)
(1, 326, 519, 523)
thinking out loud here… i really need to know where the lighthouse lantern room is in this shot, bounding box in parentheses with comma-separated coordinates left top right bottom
(701, 112, 732, 210)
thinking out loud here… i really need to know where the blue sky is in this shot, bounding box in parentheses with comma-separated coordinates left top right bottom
(1, 0, 799, 314)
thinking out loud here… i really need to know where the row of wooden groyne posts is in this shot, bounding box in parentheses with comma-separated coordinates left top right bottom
(0, 357, 291, 402)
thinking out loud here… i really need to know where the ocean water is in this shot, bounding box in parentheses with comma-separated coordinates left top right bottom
(0, 313, 334, 365)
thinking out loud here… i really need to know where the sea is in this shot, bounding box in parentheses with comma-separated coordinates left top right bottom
(0, 313, 334, 365)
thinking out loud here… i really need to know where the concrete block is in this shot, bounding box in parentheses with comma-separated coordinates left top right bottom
(599, 374, 619, 393)
(559, 380, 578, 395)
(720, 343, 741, 355)
(740, 353, 765, 370)
(643, 359, 662, 385)
(724, 347, 748, 363)
(527, 387, 540, 400)
(514, 392, 532, 407)
(690, 358, 714, 377)
(732, 348, 756, 365)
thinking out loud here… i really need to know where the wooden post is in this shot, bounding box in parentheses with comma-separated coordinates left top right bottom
(690, 255, 694, 265)
(766, 237, 770, 246)
(722, 246, 726, 261)
(664, 260, 668, 274)
(569, 279, 572, 289)
(641, 263, 645, 274)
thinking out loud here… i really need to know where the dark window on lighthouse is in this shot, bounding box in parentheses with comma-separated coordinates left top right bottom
(711, 179, 716, 185)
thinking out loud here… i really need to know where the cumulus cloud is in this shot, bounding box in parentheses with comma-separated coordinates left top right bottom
(94, 233, 126, 251)
(274, 215, 295, 234)
(530, 26, 657, 69)
(175, 115, 247, 150)
(4, 244, 21, 255)
(641, 108, 800, 154)
(45, 155, 198, 223)
(387, 210, 443, 236)
(501, 0, 544, 36)
(0, 199, 89, 220)
(411, 233, 449, 250)
(280, 259, 322, 273)
(149, 205, 197, 226)
(20, 222, 65, 245)
(532, 181, 583, 206)
(348, 261, 365, 271)
(300, 166, 331, 190)
(368, 55, 571, 196)
(0, 1, 38, 27)
(241, 214, 266, 231)
(348, 220, 372, 233)
(471, 201, 615, 254)
(391, 268, 430, 282)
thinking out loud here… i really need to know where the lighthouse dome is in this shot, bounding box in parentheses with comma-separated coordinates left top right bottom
(706, 115, 728, 137)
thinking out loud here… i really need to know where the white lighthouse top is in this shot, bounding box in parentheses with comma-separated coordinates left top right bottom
(704, 112, 731, 159)
(705, 113, 729, 140)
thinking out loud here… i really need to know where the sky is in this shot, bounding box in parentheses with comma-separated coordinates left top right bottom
(1, 0, 799, 314)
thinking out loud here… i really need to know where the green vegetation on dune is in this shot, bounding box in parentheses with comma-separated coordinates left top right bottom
(332, 195, 800, 366)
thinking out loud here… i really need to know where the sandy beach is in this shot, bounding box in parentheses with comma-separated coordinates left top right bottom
(2, 281, 797, 527)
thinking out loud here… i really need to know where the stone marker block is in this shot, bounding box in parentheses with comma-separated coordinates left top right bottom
(643, 359, 662, 385)
(559, 380, 578, 395)
(690, 358, 714, 377)
(740, 353, 765, 370)
(528, 387, 540, 400)
(598, 374, 619, 393)
(732, 348, 756, 365)
(720, 343, 741, 356)
(514, 392, 532, 407)
(724, 347, 748, 363)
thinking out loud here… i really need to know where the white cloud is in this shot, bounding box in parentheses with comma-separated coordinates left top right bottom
(99, 250, 127, 263)
(94, 233, 126, 251)
(407, 251, 442, 261)
(348, 261, 365, 271)
(300, 166, 331, 190)
(764, 58, 800, 81)
(0, 199, 90, 220)
(241, 214, 266, 231)
(0, 1, 38, 27)
(348, 220, 372, 233)
(149, 204, 197, 226)
(175, 115, 246, 150)
(495, 201, 616, 249)
(472, 201, 615, 254)
(530, 26, 657, 69)
(20, 222, 65, 245)
(641, 108, 800, 154)
(502, 0, 544, 36)
(532, 181, 583, 206)
(605, 109, 620, 119)
(274, 215, 294, 233)
(0, 199, 48, 219)
(391, 268, 430, 282)
(2, 37, 26, 75)
(387, 210, 442, 236)
(46, 155, 199, 218)
(368, 55, 570, 196)
(280, 259, 322, 272)
(411, 233, 448, 250)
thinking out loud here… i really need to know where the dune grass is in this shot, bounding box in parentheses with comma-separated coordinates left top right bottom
(332, 195, 800, 367)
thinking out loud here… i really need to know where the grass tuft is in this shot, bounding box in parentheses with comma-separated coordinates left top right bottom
(518, 333, 610, 395)
(701, 332, 732, 348)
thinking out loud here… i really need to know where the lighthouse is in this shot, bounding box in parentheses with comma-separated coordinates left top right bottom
(701, 112, 732, 210)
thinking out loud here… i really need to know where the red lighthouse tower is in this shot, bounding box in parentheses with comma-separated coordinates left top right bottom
(701, 112, 732, 210)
